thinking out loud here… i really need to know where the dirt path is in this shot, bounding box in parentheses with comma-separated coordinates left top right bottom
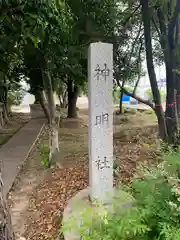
(8, 125, 49, 238)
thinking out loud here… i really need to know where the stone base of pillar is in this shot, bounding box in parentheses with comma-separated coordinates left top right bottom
(62, 187, 134, 240)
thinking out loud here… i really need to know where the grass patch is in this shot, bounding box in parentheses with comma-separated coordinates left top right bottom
(124, 108, 137, 114)
(143, 109, 153, 115)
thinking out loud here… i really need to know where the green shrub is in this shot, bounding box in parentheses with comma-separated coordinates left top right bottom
(62, 151, 180, 240)
(39, 144, 50, 168)
(144, 109, 153, 115)
(145, 89, 166, 103)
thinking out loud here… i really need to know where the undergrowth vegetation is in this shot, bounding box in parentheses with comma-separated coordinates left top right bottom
(62, 149, 180, 240)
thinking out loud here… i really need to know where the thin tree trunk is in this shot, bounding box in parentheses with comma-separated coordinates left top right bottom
(39, 90, 51, 124)
(4, 83, 10, 117)
(133, 40, 143, 96)
(154, 106, 167, 140)
(140, 0, 167, 141)
(1, 79, 9, 124)
(0, 171, 15, 239)
(165, 47, 177, 143)
(58, 95, 63, 108)
(155, 1, 180, 143)
(34, 93, 40, 104)
(119, 80, 125, 114)
(41, 64, 59, 164)
(62, 90, 68, 108)
(175, 20, 180, 118)
(164, 2, 180, 143)
(2, 104, 9, 124)
(0, 107, 4, 129)
(176, 73, 180, 118)
(67, 79, 79, 118)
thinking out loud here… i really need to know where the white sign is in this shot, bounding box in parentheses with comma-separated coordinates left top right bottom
(88, 42, 114, 204)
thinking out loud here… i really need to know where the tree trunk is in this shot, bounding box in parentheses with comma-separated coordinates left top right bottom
(41, 63, 59, 164)
(140, 0, 168, 141)
(62, 90, 68, 108)
(155, 1, 180, 144)
(39, 90, 51, 124)
(34, 93, 40, 104)
(164, 35, 177, 143)
(176, 74, 180, 118)
(58, 95, 63, 108)
(2, 104, 9, 124)
(164, 2, 180, 144)
(154, 105, 168, 140)
(4, 83, 10, 117)
(0, 172, 15, 239)
(67, 79, 79, 118)
(58, 93, 67, 108)
(0, 82, 9, 124)
(3, 85, 10, 121)
(0, 110, 4, 129)
(119, 80, 125, 114)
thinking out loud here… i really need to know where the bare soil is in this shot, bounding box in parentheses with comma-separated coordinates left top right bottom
(8, 108, 160, 240)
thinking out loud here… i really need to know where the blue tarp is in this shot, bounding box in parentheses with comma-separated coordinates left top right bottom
(122, 94, 130, 102)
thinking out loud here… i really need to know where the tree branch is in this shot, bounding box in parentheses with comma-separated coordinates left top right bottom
(128, 22, 143, 63)
(115, 77, 154, 109)
(152, 16, 161, 38)
(169, 0, 180, 36)
(156, 7, 168, 65)
(140, 0, 162, 107)
(122, 4, 141, 27)
(168, 0, 180, 48)
(175, 16, 179, 46)
(114, 25, 143, 85)
(133, 39, 143, 94)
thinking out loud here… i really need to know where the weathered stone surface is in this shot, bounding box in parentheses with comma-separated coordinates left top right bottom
(88, 42, 113, 204)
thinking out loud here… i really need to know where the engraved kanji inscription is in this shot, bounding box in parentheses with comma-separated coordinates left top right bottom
(101, 63, 110, 82)
(94, 63, 110, 81)
(95, 112, 109, 125)
(95, 156, 110, 170)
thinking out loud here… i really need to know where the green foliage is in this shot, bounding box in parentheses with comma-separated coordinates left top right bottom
(7, 89, 24, 106)
(145, 89, 153, 102)
(144, 109, 153, 115)
(113, 86, 134, 104)
(113, 87, 121, 103)
(62, 151, 180, 240)
(80, 82, 88, 96)
(145, 89, 166, 103)
(39, 144, 50, 168)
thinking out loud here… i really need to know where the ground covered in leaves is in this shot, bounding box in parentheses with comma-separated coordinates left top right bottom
(9, 108, 160, 240)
